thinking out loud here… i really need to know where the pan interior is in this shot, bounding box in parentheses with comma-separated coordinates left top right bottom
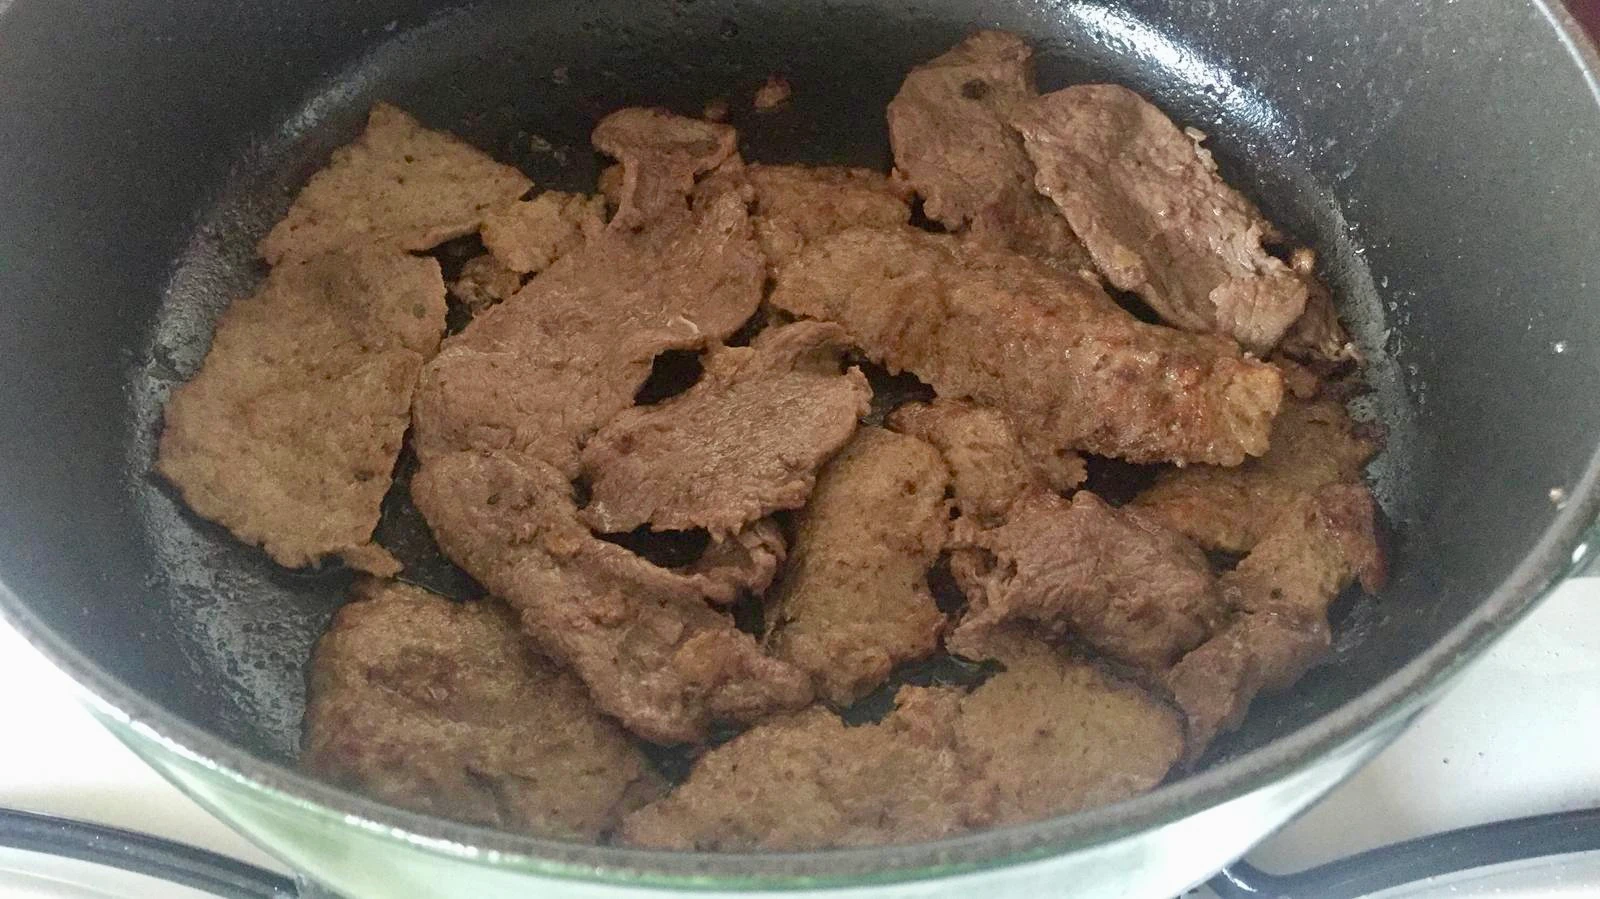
(125, 0, 1413, 765)
(6, 0, 1598, 853)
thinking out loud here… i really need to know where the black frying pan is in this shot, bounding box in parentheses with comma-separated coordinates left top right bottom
(2, 0, 1599, 894)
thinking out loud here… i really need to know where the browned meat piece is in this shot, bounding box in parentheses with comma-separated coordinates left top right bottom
(948, 491, 1223, 671)
(1133, 398, 1378, 553)
(1279, 249, 1360, 365)
(1166, 484, 1385, 754)
(954, 632, 1183, 825)
(448, 254, 523, 314)
(621, 687, 970, 850)
(1012, 85, 1312, 353)
(412, 189, 763, 476)
(592, 108, 738, 229)
(695, 163, 915, 272)
(597, 163, 625, 211)
(479, 191, 606, 274)
(769, 227, 1284, 466)
(157, 248, 445, 575)
(624, 634, 1184, 848)
(259, 104, 531, 264)
(702, 97, 731, 122)
(752, 75, 793, 111)
(579, 322, 870, 537)
(888, 31, 1091, 270)
(412, 449, 812, 744)
(888, 399, 1081, 526)
(764, 428, 951, 705)
(301, 579, 662, 839)
(684, 518, 788, 605)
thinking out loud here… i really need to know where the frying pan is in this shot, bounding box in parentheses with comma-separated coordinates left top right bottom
(2, 0, 1599, 896)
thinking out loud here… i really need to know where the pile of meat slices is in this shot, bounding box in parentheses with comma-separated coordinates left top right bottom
(156, 30, 1384, 850)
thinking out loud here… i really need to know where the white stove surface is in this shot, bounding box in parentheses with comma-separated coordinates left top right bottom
(2, 579, 1597, 898)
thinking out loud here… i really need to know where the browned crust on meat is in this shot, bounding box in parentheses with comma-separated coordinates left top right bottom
(769, 227, 1284, 466)
(623, 633, 1183, 849)
(301, 579, 662, 839)
(621, 688, 969, 850)
(954, 633, 1184, 825)
(765, 428, 952, 705)
(259, 103, 531, 264)
(157, 247, 446, 574)
(1133, 398, 1378, 554)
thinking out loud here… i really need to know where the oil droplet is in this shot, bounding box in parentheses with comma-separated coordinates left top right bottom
(1550, 486, 1569, 509)
(1551, 340, 1569, 354)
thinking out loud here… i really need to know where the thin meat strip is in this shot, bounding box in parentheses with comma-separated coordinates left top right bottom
(694, 161, 915, 272)
(157, 247, 446, 575)
(769, 226, 1284, 466)
(947, 490, 1224, 672)
(302, 579, 662, 839)
(1166, 483, 1386, 755)
(412, 188, 764, 476)
(1133, 397, 1378, 553)
(259, 103, 531, 264)
(764, 427, 951, 706)
(1011, 84, 1312, 353)
(593, 107, 738, 229)
(888, 398, 1081, 526)
(412, 449, 811, 745)
(579, 321, 871, 538)
(888, 31, 1092, 270)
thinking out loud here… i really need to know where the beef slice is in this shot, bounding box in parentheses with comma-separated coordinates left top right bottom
(948, 490, 1223, 672)
(259, 103, 531, 264)
(479, 191, 607, 274)
(578, 321, 871, 537)
(301, 579, 662, 839)
(765, 427, 951, 706)
(593, 107, 738, 229)
(1166, 483, 1385, 755)
(953, 632, 1183, 825)
(412, 189, 763, 476)
(157, 247, 446, 575)
(620, 687, 970, 850)
(1133, 397, 1378, 553)
(412, 449, 811, 744)
(769, 226, 1284, 466)
(695, 162, 915, 272)
(888, 398, 1081, 526)
(888, 31, 1092, 270)
(1012, 84, 1312, 353)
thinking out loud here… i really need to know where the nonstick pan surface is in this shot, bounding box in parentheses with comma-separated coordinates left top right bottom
(2, 0, 1599, 885)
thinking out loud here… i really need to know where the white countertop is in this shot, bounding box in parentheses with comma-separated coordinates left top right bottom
(1, 579, 1597, 896)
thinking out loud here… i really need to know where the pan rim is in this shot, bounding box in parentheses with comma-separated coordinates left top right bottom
(3, 0, 1599, 888)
